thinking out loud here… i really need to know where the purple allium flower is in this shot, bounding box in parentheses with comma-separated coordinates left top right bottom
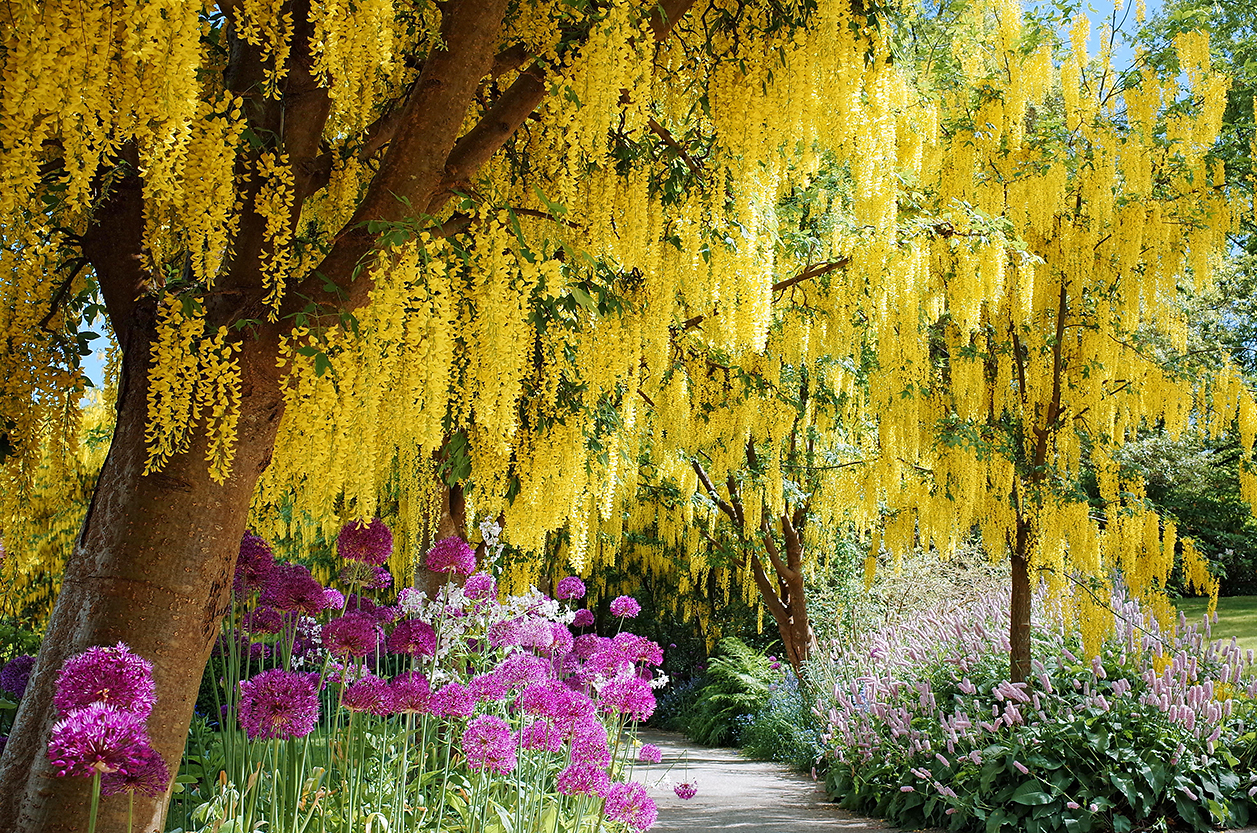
(337, 518, 393, 565)
(638, 744, 663, 764)
(259, 563, 328, 617)
(517, 682, 567, 718)
(234, 533, 276, 594)
(494, 653, 551, 689)
(367, 566, 393, 591)
(674, 781, 697, 800)
(489, 619, 525, 649)
(429, 682, 475, 718)
(470, 672, 508, 702)
(521, 719, 564, 753)
(391, 672, 431, 714)
(612, 633, 664, 666)
(47, 702, 147, 777)
(598, 677, 656, 722)
(243, 606, 285, 635)
(343, 675, 396, 716)
(100, 745, 169, 797)
(323, 589, 347, 611)
(54, 643, 156, 719)
(609, 596, 641, 618)
(464, 572, 497, 600)
(569, 719, 611, 766)
(556, 762, 611, 797)
(338, 562, 374, 587)
(550, 688, 597, 730)
(572, 609, 595, 629)
(549, 623, 575, 658)
(604, 781, 657, 831)
(461, 714, 516, 774)
(387, 618, 437, 657)
(555, 576, 586, 600)
(0, 654, 36, 699)
(322, 613, 382, 659)
(425, 537, 476, 576)
(237, 669, 320, 741)
(573, 634, 610, 661)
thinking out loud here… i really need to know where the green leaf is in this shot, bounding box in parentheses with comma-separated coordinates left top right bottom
(569, 284, 596, 310)
(1010, 780, 1052, 806)
(986, 808, 1009, 833)
(314, 352, 331, 377)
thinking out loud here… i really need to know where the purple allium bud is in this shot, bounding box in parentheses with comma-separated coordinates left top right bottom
(234, 533, 276, 595)
(47, 702, 147, 777)
(429, 682, 475, 719)
(609, 596, 641, 618)
(425, 537, 476, 576)
(674, 781, 697, 800)
(604, 781, 657, 831)
(464, 572, 497, 600)
(0, 654, 36, 699)
(237, 669, 320, 741)
(391, 671, 431, 714)
(100, 745, 169, 797)
(343, 675, 395, 716)
(557, 762, 611, 797)
(322, 613, 382, 659)
(243, 606, 285, 635)
(571, 609, 595, 629)
(638, 744, 663, 764)
(338, 518, 393, 565)
(555, 576, 586, 600)
(259, 563, 328, 617)
(461, 714, 516, 774)
(387, 618, 437, 657)
(54, 643, 156, 719)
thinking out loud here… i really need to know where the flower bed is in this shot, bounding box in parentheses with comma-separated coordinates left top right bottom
(814, 586, 1257, 832)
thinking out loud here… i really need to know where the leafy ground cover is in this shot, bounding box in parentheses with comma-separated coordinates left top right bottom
(1176, 595, 1257, 652)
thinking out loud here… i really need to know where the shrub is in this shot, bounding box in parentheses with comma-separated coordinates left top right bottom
(684, 638, 777, 747)
(739, 671, 823, 770)
(814, 585, 1257, 832)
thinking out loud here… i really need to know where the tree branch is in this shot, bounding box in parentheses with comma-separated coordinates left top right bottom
(647, 0, 698, 41)
(760, 518, 795, 582)
(693, 459, 738, 525)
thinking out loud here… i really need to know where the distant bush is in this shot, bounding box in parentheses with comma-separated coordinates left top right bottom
(813, 585, 1257, 832)
(682, 637, 778, 747)
(739, 671, 823, 770)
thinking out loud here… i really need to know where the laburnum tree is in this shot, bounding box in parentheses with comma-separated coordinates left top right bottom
(0, 0, 942, 829)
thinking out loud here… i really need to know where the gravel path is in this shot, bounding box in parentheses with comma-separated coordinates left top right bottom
(634, 730, 931, 832)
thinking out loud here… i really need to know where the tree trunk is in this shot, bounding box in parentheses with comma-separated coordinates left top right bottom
(1009, 516, 1033, 684)
(0, 321, 285, 833)
(417, 481, 468, 598)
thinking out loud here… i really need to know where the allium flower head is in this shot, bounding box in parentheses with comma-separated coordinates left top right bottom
(391, 671, 431, 714)
(47, 702, 147, 777)
(430, 681, 476, 718)
(337, 518, 394, 565)
(494, 652, 550, 689)
(338, 562, 375, 587)
(569, 719, 611, 766)
(521, 719, 563, 753)
(54, 643, 156, 719)
(0, 654, 36, 699)
(612, 633, 664, 667)
(674, 781, 697, 800)
(548, 622, 575, 657)
(556, 763, 610, 797)
(609, 596, 641, 618)
(464, 572, 497, 600)
(638, 744, 663, 764)
(598, 677, 656, 722)
(367, 566, 393, 590)
(238, 669, 320, 741)
(259, 563, 328, 617)
(425, 537, 476, 575)
(470, 671, 508, 702)
(323, 589, 347, 611)
(100, 745, 169, 797)
(322, 613, 382, 659)
(243, 606, 285, 635)
(517, 681, 566, 718)
(461, 714, 516, 774)
(387, 618, 437, 657)
(571, 609, 595, 629)
(555, 576, 586, 600)
(343, 675, 396, 716)
(234, 533, 276, 594)
(604, 781, 658, 831)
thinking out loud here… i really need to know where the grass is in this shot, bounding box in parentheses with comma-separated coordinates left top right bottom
(1174, 595, 1257, 653)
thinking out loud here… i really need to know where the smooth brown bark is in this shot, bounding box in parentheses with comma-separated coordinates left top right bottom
(1009, 521, 1032, 683)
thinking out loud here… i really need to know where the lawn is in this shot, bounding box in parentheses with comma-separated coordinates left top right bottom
(1174, 595, 1257, 653)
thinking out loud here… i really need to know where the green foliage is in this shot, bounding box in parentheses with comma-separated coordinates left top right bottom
(682, 637, 779, 747)
(738, 672, 823, 771)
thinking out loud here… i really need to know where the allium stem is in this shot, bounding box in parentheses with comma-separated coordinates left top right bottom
(87, 771, 101, 833)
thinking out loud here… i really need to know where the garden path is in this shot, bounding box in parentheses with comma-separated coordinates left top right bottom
(635, 730, 937, 833)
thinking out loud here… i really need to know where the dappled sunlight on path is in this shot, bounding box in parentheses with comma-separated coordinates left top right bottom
(634, 730, 934, 832)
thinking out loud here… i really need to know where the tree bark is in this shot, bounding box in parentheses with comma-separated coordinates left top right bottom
(0, 317, 286, 832)
(1009, 517, 1033, 683)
